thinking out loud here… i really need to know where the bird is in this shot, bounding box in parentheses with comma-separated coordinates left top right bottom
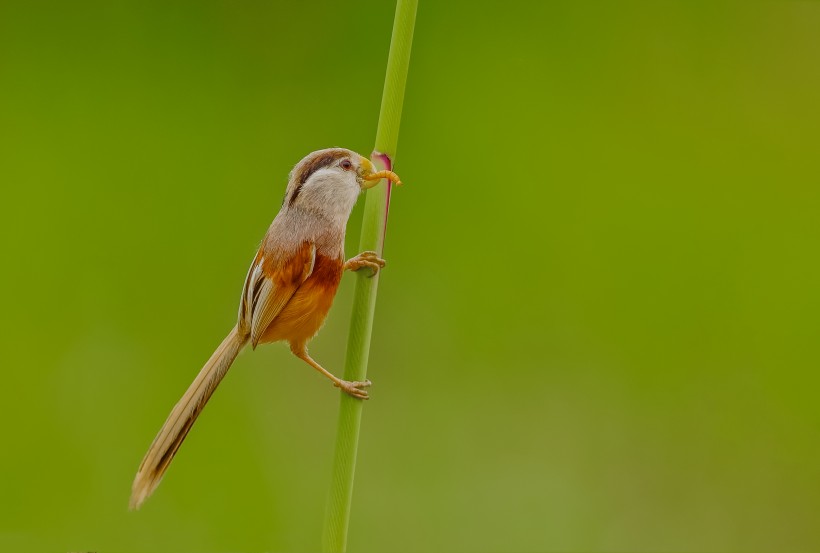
(129, 148, 402, 510)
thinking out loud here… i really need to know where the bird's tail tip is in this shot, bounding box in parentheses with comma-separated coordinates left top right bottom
(129, 471, 160, 510)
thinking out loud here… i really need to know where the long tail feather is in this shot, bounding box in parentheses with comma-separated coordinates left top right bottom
(130, 325, 248, 509)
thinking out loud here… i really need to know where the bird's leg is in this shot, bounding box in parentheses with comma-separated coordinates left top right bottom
(344, 251, 386, 277)
(290, 343, 371, 400)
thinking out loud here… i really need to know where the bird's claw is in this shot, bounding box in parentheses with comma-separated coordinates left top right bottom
(345, 251, 386, 277)
(336, 379, 371, 400)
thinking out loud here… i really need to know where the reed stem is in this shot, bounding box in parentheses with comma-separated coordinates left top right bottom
(321, 1, 417, 551)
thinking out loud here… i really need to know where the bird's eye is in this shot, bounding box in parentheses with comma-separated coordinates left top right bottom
(340, 159, 353, 171)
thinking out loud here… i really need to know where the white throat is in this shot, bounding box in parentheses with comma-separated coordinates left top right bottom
(293, 169, 362, 226)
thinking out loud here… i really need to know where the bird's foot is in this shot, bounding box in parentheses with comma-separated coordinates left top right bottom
(344, 251, 386, 277)
(336, 379, 371, 400)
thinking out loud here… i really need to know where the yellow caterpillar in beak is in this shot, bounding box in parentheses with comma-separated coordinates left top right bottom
(364, 170, 403, 186)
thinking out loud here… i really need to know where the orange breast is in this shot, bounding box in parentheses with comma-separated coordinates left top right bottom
(260, 253, 344, 346)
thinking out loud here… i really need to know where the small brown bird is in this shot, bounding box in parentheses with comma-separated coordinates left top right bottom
(130, 148, 401, 510)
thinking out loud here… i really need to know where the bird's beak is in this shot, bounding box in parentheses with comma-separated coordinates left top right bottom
(359, 156, 403, 189)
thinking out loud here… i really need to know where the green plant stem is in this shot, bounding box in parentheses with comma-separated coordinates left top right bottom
(321, 1, 417, 551)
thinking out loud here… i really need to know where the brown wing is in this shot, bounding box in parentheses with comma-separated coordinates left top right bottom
(238, 241, 316, 348)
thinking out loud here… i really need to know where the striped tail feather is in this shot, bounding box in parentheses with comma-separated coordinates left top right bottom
(130, 325, 248, 510)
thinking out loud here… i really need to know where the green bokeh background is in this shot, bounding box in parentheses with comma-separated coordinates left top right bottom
(1, 1, 819, 551)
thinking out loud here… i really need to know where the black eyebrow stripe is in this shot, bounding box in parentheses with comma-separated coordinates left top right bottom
(288, 184, 303, 206)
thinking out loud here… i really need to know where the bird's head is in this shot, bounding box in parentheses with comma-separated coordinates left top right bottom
(283, 148, 401, 222)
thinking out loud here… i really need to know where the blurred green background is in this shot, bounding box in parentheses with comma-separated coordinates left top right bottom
(1, 1, 819, 551)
